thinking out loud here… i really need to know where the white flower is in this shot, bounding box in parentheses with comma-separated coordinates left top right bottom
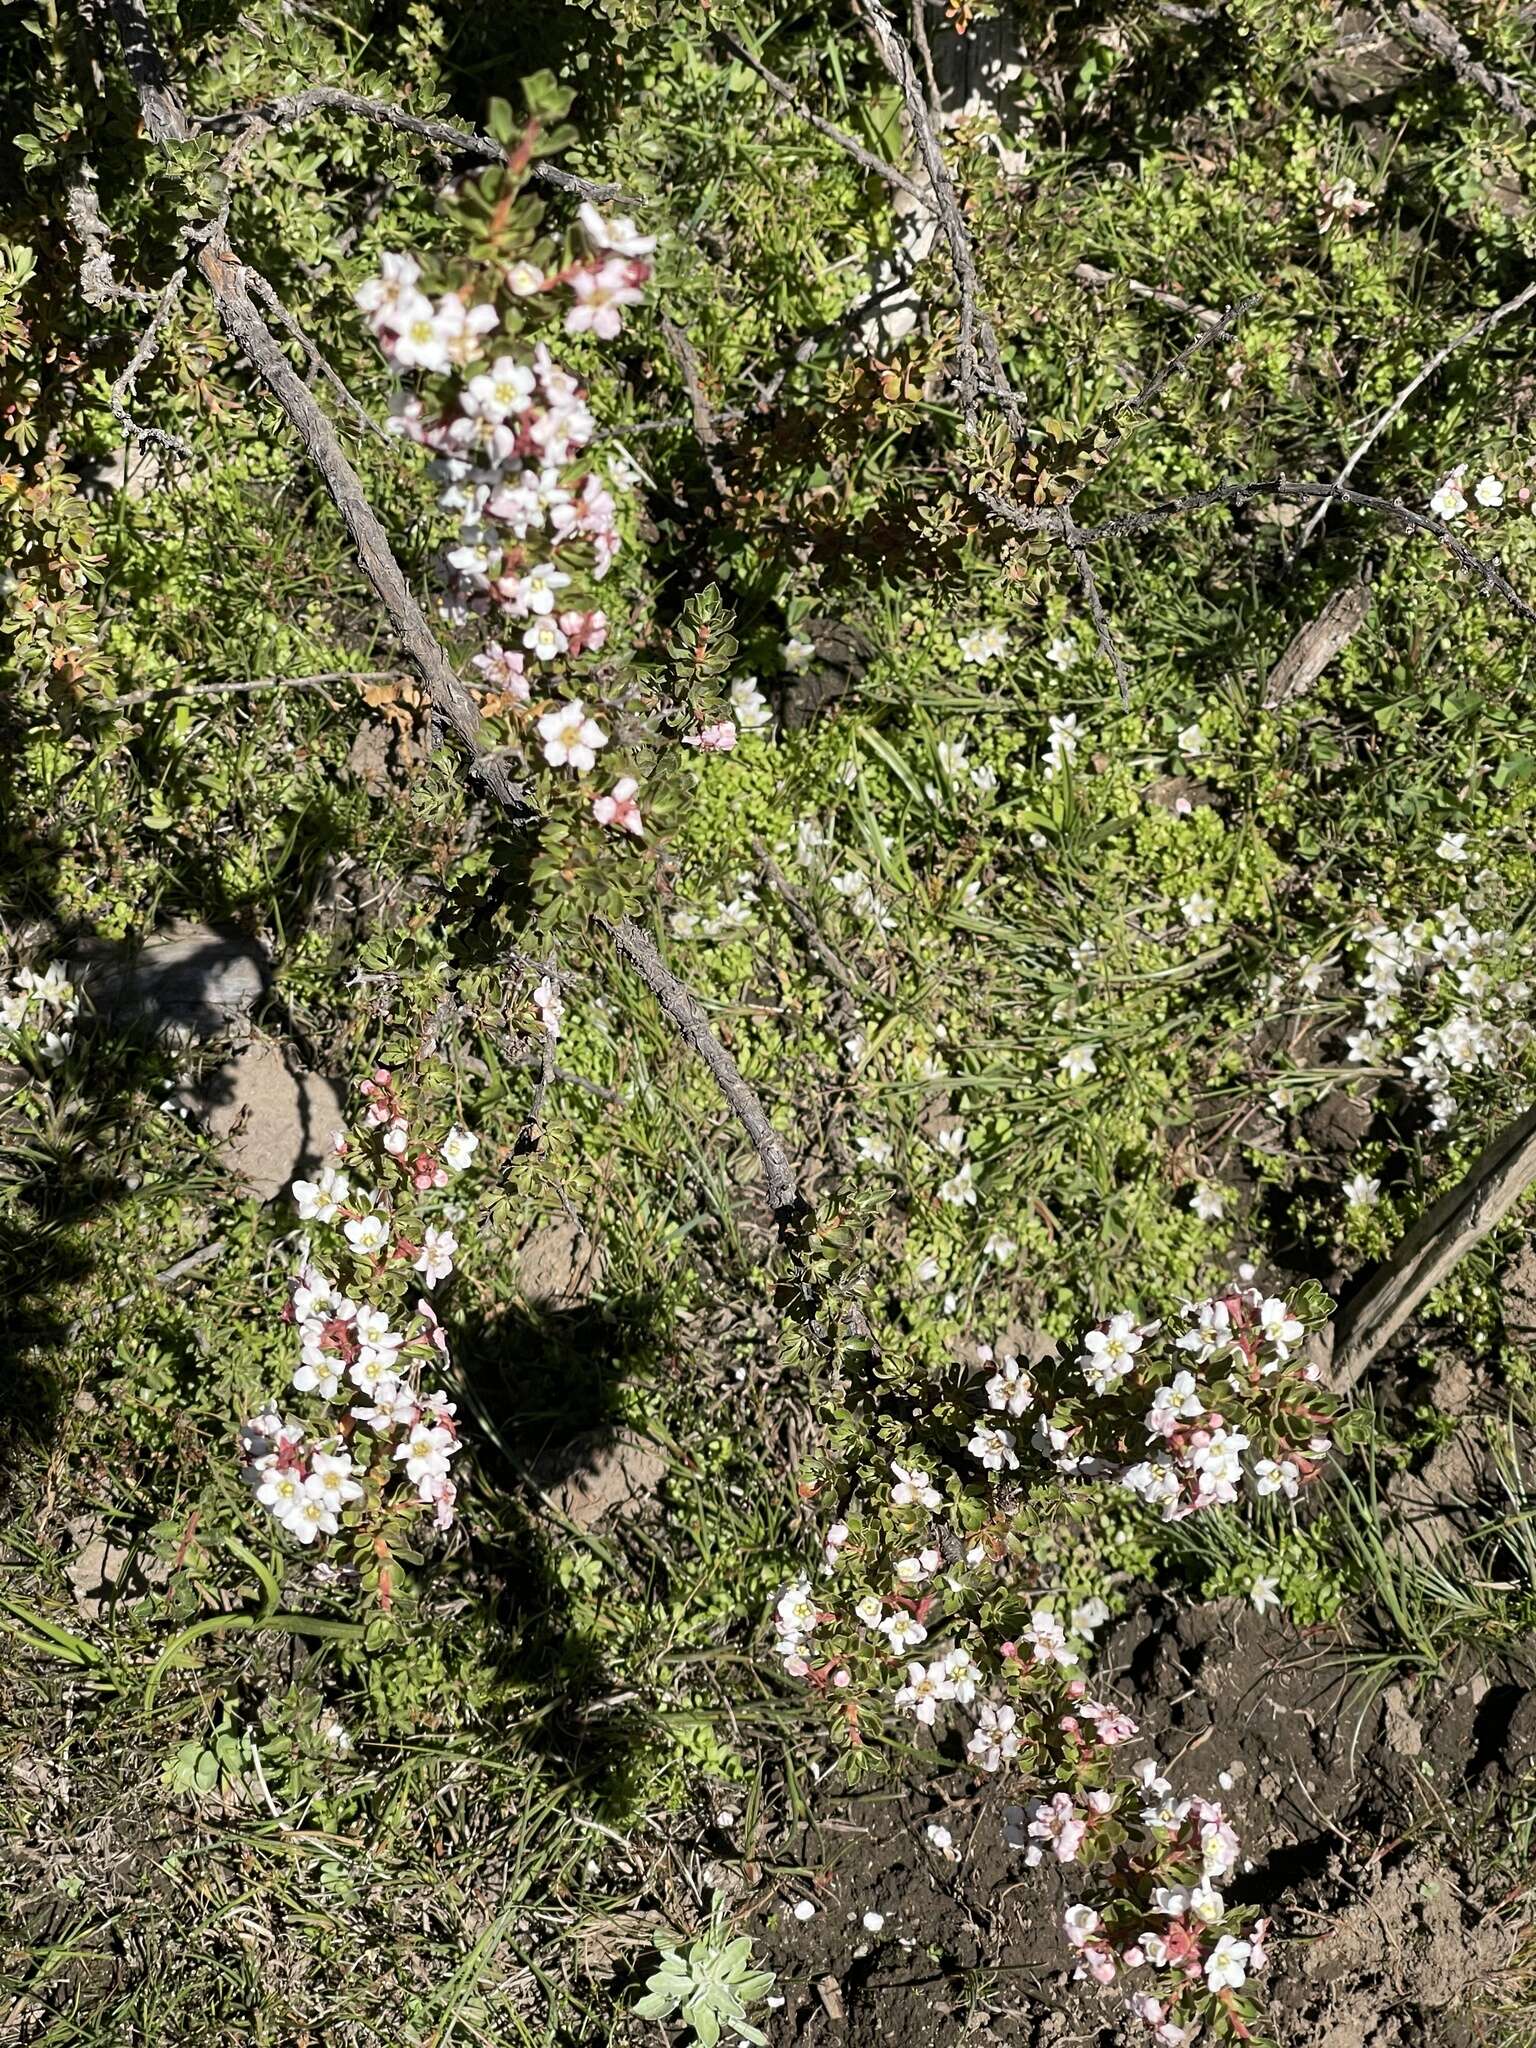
(729, 676, 772, 732)
(890, 1462, 942, 1510)
(291, 1164, 349, 1223)
(441, 1126, 479, 1173)
(344, 1211, 390, 1255)
(1249, 1575, 1280, 1614)
(958, 624, 1010, 664)
(938, 1161, 977, 1207)
(854, 1594, 885, 1629)
(576, 202, 657, 258)
(878, 1610, 928, 1652)
(968, 1424, 1018, 1472)
(1063, 1904, 1101, 1947)
(414, 1225, 457, 1289)
(986, 1358, 1034, 1417)
(1436, 831, 1468, 862)
(1189, 1182, 1226, 1223)
(1059, 1043, 1098, 1083)
(1429, 471, 1467, 521)
(983, 1232, 1017, 1261)
(1181, 890, 1216, 929)
(1204, 1934, 1251, 1992)
(924, 1822, 957, 1860)
(1043, 712, 1080, 778)
(1045, 636, 1077, 671)
(1024, 1606, 1077, 1668)
(856, 1133, 894, 1168)
(782, 635, 815, 671)
(533, 977, 563, 1041)
(1177, 722, 1204, 759)
(894, 1657, 957, 1725)
(308, 1450, 364, 1509)
(1343, 1170, 1380, 1208)
(1475, 473, 1504, 508)
(523, 617, 570, 662)
(537, 699, 607, 771)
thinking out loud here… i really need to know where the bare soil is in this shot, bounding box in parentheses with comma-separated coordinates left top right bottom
(758, 1602, 1535, 2045)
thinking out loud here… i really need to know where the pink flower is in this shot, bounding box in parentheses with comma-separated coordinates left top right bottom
(471, 642, 531, 701)
(592, 775, 644, 837)
(684, 720, 737, 753)
(564, 258, 647, 340)
(558, 608, 608, 655)
(1028, 1792, 1087, 1863)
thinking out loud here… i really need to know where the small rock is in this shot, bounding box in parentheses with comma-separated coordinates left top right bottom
(65, 1516, 168, 1615)
(1381, 1682, 1424, 1758)
(546, 1430, 667, 1530)
(75, 919, 268, 1041)
(518, 1216, 606, 1307)
(193, 1038, 346, 1201)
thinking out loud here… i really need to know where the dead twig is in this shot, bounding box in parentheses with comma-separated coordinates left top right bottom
(1332, 1104, 1536, 1390)
(1262, 584, 1372, 708)
(515, 958, 560, 1154)
(201, 85, 638, 201)
(1071, 262, 1221, 326)
(1394, 4, 1532, 130)
(1062, 515, 1130, 706)
(752, 838, 863, 1003)
(1298, 276, 1536, 548)
(717, 30, 926, 203)
(658, 315, 730, 496)
(603, 917, 807, 1230)
(858, 0, 1023, 437)
(975, 478, 1536, 626)
(246, 266, 393, 446)
(108, 263, 192, 459)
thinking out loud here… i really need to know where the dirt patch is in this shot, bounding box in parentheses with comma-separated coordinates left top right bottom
(758, 1603, 1535, 2047)
(541, 1430, 667, 1530)
(518, 1215, 606, 1307)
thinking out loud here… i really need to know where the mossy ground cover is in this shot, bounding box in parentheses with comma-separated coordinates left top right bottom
(4, 0, 1536, 2041)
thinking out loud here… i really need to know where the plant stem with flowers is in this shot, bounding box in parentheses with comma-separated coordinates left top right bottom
(238, 1069, 482, 1615)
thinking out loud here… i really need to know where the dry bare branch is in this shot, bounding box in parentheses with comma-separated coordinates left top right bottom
(716, 31, 926, 203)
(858, 0, 1022, 436)
(604, 916, 807, 1229)
(108, 263, 192, 459)
(977, 478, 1536, 625)
(1298, 276, 1536, 548)
(203, 85, 638, 201)
(246, 266, 393, 446)
(1332, 1104, 1536, 1389)
(1394, 3, 1533, 129)
(1071, 262, 1221, 326)
(111, 670, 404, 710)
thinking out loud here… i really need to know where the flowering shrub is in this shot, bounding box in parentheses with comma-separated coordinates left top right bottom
(350, 81, 761, 919)
(238, 1069, 481, 1604)
(774, 1282, 1348, 2042)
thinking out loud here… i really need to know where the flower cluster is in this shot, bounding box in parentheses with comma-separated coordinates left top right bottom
(239, 1071, 481, 1555)
(0, 959, 78, 1064)
(1005, 1290, 1342, 1524)
(771, 1281, 1336, 2041)
(1309, 897, 1532, 1130)
(1057, 1786, 1269, 2043)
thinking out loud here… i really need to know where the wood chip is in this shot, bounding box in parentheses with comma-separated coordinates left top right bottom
(1263, 584, 1371, 708)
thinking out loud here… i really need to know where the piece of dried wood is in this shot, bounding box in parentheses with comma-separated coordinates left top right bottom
(1263, 584, 1371, 708)
(1332, 1103, 1536, 1390)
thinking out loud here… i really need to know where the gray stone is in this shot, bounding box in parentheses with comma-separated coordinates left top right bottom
(75, 919, 268, 1041)
(195, 1038, 346, 1201)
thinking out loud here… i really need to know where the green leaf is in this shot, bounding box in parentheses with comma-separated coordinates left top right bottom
(522, 70, 576, 124)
